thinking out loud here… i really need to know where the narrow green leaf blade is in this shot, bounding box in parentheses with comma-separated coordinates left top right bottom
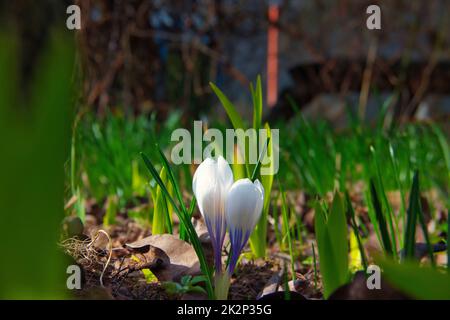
(314, 193, 349, 298)
(404, 171, 420, 260)
(251, 75, 263, 131)
(210, 82, 245, 130)
(370, 180, 393, 255)
(345, 191, 368, 270)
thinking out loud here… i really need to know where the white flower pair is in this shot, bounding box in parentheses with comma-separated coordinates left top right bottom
(192, 156, 264, 274)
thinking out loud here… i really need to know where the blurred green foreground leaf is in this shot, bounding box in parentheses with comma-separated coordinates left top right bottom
(0, 30, 74, 298)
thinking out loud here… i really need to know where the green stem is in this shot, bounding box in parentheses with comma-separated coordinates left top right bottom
(214, 272, 231, 300)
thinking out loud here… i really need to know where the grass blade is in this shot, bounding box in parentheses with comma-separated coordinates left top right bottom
(432, 125, 450, 183)
(403, 171, 420, 261)
(410, 171, 435, 266)
(370, 146, 398, 257)
(250, 137, 270, 181)
(388, 142, 407, 242)
(210, 82, 245, 130)
(345, 191, 368, 270)
(156, 146, 186, 213)
(251, 75, 263, 131)
(314, 193, 349, 298)
(272, 195, 282, 249)
(280, 185, 295, 281)
(249, 127, 273, 257)
(369, 179, 393, 256)
(151, 167, 170, 234)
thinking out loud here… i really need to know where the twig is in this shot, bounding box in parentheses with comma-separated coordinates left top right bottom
(358, 37, 378, 120)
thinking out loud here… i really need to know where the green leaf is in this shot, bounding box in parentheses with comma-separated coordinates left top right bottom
(432, 125, 450, 184)
(447, 209, 450, 272)
(327, 193, 349, 282)
(131, 159, 146, 197)
(379, 258, 450, 299)
(156, 147, 186, 215)
(388, 142, 407, 239)
(152, 167, 172, 234)
(189, 275, 208, 286)
(370, 179, 393, 255)
(231, 145, 247, 180)
(280, 187, 295, 281)
(210, 81, 252, 177)
(250, 124, 274, 258)
(272, 196, 282, 249)
(210, 82, 245, 130)
(376, 93, 395, 131)
(75, 187, 86, 224)
(403, 171, 419, 260)
(413, 172, 435, 266)
(345, 191, 368, 270)
(314, 193, 349, 298)
(140, 151, 214, 298)
(365, 189, 382, 246)
(403, 170, 434, 265)
(251, 75, 263, 131)
(188, 286, 207, 295)
(103, 195, 118, 226)
(370, 146, 398, 257)
(250, 136, 270, 182)
(162, 282, 182, 295)
(180, 275, 192, 286)
(0, 31, 75, 298)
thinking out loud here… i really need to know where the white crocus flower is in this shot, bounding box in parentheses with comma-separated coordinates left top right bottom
(225, 178, 264, 274)
(192, 156, 233, 272)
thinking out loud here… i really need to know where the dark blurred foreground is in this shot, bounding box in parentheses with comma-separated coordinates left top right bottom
(0, 14, 75, 297)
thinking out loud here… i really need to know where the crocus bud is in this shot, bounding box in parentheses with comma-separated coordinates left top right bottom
(193, 156, 233, 272)
(225, 178, 264, 274)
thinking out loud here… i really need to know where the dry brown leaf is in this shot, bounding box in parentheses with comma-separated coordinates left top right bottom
(126, 234, 201, 282)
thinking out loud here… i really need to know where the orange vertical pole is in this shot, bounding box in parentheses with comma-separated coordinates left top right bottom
(267, 3, 279, 108)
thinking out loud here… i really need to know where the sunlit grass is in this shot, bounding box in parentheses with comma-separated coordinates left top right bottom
(66, 79, 449, 300)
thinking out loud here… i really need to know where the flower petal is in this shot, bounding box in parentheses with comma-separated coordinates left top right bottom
(225, 178, 264, 233)
(192, 156, 234, 272)
(192, 156, 233, 220)
(225, 178, 264, 274)
(217, 155, 234, 191)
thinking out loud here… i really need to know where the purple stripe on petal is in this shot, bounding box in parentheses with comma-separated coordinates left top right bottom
(205, 215, 227, 273)
(228, 228, 252, 275)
